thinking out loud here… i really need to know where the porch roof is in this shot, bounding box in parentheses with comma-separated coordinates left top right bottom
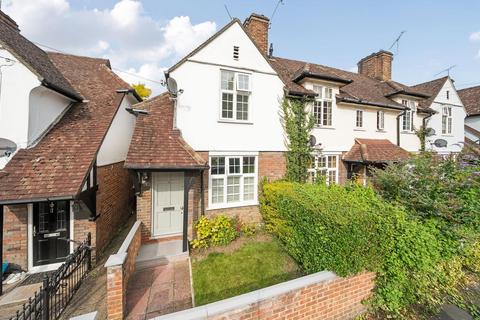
(343, 138, 410, 163)
(125, 93, 208, 170)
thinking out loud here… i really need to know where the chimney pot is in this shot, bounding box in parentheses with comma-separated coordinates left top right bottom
(357, 50, 393, 81)
(243, 13, 270, 56)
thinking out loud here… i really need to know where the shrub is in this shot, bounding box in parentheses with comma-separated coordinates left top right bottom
(239, 222, 258, 237)
(260, 181, 464, 315)
(191, 215, 238, 249)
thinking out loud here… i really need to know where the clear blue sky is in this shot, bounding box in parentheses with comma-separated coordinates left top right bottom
(72, 0, 480, 88)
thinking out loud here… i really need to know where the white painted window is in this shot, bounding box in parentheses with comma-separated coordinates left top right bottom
(355, 110, 363, 128)
(312, 85, 333, 126)
(377, 110, 385, 130)
(209, 155, 257, 208)
(401, 100, 415, 131)
(220, 70, 251, 122)
(442, 106, 452, 134)
(308, 154, 338, 184)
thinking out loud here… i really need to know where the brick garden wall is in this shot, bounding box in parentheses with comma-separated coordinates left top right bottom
(105, 221, 142, 320)
(155, 271, 376, 320)
(2, 204, 28, 270)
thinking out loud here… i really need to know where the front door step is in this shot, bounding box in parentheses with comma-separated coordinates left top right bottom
(135, 241, 187, 270)
(0, 283, 42, 308)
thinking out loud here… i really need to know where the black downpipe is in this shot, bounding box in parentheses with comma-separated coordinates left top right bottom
(396, 109, 407, 146)
(200, 169, 205, 216)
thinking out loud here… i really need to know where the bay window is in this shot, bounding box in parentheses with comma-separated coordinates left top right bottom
(220, 70, 251, 122)
(312, 85, 333, 126)
(209, 155, 257, 208)
(308, 154, 338, 184)
(442, 106, 452, 134)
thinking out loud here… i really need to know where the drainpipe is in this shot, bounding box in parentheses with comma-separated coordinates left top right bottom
(200, 169, 205, 216)
(396, 109, 407, 146)
(421, 113, 434, 151)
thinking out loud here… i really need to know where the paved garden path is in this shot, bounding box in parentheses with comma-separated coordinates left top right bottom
(125, 260, 193, 320)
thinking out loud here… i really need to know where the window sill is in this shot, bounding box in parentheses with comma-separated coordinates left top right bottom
(218, 119, 253, 125)
(314, 126, 335, 130)
(401, 131, 415, 135)
(376, 130, 387, 133)
(207, 201, 258, 211)
(441, 134, 454, 137)
(353, 128, 366, 131)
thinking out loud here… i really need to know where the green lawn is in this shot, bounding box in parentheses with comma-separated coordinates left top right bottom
(191, 239, 302, 306)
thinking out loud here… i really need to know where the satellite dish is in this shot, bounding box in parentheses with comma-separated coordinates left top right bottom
(309, 135, 317, 147)
(425, 128, 435, 137)
(433, 139, 447, 148)
(0, 138, 17, 157)
(166, 77, 178, 97)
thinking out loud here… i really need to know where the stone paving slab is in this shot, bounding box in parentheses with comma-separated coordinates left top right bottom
(125, 260, 193, 320)
(0, 283, 42, 307)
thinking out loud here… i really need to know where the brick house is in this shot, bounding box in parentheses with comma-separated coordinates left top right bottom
(124, 13, 467, 252)
(0, 11, 141, 273)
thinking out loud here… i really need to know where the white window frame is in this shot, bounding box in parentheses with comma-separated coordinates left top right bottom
(442, 106, 453, 135)
(308, 154, 339, 185)
(377, 110, 385, 131)
(401, 100, 415, 132)
(312, 85, 333, 127)
(219, 70, 252, 123)
(208, 153, 258, 210)
(355, 110, 364, 128)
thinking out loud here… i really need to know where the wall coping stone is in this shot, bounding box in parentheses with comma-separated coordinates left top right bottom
(70, 312, 98, 320)
(152, 270, 338, 319)
(104, 221, 141, 268)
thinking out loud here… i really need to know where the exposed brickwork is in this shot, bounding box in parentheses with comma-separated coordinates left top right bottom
(357, 50, 393, 81)
(208, 272, 375, 320)
(2, 205, 28, 270)
(243, 13, 270, 55)
(338, 156, 349, 185)
(74, 218, 97, 258)
(95, 161, 133, 252)
(259, 151, 286, 182)
(136, 184, 152, 243)
(106, 222, 142, 320)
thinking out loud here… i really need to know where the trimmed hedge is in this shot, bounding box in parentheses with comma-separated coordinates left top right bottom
(260, 181, 453, 314)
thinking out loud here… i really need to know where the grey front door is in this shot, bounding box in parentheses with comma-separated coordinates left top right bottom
(152, 172, 184, 236)
(33, 201, 70, 266)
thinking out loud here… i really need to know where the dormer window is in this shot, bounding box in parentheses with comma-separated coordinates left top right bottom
(220, 70, 251, 122)
(312, 85, 333, 127)
(233, 46, 239, 60)
(401, 100, 415, 132)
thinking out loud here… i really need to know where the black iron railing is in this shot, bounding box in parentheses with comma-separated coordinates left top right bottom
(9, 233, 92, 320)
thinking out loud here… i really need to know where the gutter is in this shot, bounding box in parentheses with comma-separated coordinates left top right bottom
(116, 88, 143, 102)
(41, 79, 83, 102)
(292, 72, 353, 85)
(0, 195, 74, 205)
(338, 97, 405, 111)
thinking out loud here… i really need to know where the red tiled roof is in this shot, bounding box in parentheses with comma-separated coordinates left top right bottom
(269, 56, 429, 111)
(343, 138, 410, 163)
(0, 52, 131, 203)
(125, 93, 208, 170)
(458, 85, 480, 116)
(412, 76, 449, 109)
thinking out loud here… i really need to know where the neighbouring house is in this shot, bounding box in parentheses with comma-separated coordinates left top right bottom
(458, 85, 480, 147)
(412, 76, 466, 154)
(125, 13, 464, 252)
(0, 11, 141, 273)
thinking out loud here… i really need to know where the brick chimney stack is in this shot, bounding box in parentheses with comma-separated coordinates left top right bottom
(244, 13, 270, 55)
(0, 10, 19, 32)
(357, 50, 393, 81)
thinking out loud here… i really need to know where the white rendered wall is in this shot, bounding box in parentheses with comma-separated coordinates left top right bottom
(170, 22, 286, 152)
(28, 86, 71, 145)
(303, 80, 403, 153)
(97, 94, 137, 166)
(423, 79, 466, 154)
(0, 47, 40, 149)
